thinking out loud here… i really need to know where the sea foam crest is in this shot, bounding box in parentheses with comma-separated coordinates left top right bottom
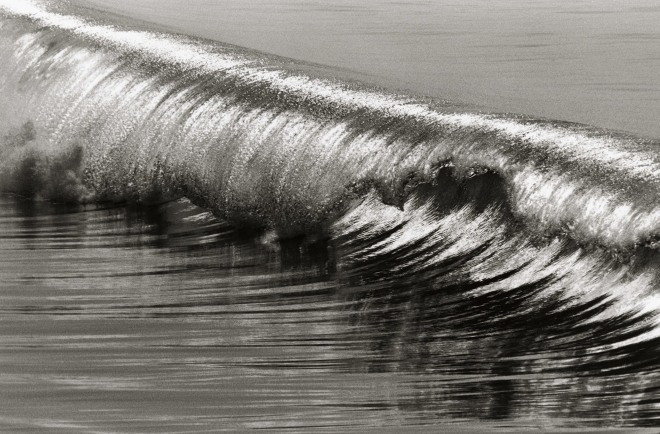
(0, 0, 659, 252)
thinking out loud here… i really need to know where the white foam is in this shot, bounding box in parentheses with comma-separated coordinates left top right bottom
(0, 0, 246, 71)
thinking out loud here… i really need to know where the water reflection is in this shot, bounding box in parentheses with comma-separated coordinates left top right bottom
(0, 194, 659, 431)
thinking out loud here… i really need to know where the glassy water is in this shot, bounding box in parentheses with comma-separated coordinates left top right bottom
(72, 0, 660, 139)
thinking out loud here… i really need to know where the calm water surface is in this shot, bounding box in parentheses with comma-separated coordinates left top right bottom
(73, 0, 660, 139)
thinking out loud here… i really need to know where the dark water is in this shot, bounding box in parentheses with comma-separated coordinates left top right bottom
(1, 1, 660, 431)
(0, 195, 487, 432)
(2, 193, 660, 432)
(0, 195, 365, 432)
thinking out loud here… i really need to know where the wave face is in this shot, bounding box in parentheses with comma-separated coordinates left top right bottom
(0, 2, 659, 270)
(1, 0, 659, 252)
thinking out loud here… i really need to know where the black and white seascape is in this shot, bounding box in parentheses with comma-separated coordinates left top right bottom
(1, 0, 660, 431)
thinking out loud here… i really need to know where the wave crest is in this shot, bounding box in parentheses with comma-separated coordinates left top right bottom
(0, 1, 659, 253)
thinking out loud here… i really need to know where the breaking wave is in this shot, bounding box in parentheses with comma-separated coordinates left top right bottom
(0, 1, 660, 254)
(3, 2, 660, 426)
(0, 0, 658, 254)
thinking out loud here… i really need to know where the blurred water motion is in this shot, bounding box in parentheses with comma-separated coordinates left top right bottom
(1, 0, 660, 431)
(1, 194, 659, 432)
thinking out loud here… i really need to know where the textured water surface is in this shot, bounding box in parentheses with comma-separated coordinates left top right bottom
(1, 195, 660, 432)
(0, 1, 659, 431)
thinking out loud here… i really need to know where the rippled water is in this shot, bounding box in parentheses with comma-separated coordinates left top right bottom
(1, 193, 660, 432)
(0, 195, 354, 431)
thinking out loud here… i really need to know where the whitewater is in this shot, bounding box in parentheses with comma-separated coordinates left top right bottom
(1, 0, 660, 431)
(2, 0, 660, 249)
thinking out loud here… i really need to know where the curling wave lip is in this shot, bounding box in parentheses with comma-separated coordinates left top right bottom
(0, 0, 658, 251)
(1, 0, 658, 178)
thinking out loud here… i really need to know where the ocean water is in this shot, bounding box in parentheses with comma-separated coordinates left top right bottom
(72, 0, 660, 140)
(0, 0, 659, 432)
